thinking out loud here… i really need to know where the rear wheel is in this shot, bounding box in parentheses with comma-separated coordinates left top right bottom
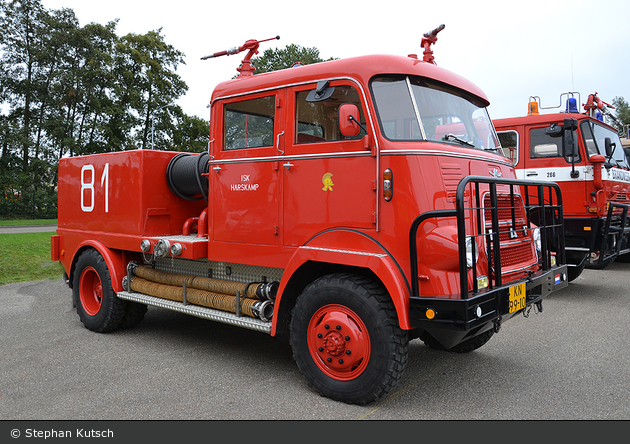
(290, 273, 408, 405)
(73, 249, 126, 332)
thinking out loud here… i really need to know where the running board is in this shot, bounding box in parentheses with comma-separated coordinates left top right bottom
(117, 291, 272, 334)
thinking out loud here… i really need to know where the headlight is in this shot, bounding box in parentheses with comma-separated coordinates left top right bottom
(466, 236, 478, 268)
(533, 227, 542, 255)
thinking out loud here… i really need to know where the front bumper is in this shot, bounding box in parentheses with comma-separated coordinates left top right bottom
(408, 264, 568, 349)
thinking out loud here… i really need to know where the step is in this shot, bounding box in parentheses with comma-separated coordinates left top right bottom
(117, 290, 272, 334)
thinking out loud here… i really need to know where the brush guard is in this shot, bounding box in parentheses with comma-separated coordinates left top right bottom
(407, 176, 568, 345)
(591, 202, 630, 266)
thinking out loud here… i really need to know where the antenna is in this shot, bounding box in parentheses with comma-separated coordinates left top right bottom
(201, 36, 280, 77)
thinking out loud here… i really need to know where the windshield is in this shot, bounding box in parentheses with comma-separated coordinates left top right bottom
(371, 75, 502, 153)
(581, 120, 629, 169)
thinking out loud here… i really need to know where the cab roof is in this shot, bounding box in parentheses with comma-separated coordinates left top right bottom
(494, 112, 617, 131)
(210, 54, 490, 106)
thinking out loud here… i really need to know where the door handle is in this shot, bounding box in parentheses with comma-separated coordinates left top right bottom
(526, 171, 538, 177)
(283, 162, 294, 169)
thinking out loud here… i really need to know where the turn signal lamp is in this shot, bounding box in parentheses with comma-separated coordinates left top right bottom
(528, 101, 539, 116)
(383, 168, 393, 201)
(426, 309, 436, 320)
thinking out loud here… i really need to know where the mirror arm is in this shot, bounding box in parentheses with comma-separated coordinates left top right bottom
(348, 115, 368, 133)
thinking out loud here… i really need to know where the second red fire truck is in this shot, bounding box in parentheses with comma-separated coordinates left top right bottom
(494, 92, 630, 281)
(51, 28, 568, 404)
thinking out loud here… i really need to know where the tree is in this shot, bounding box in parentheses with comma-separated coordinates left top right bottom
(115, 29, 188, 150)
(171, 114, 210, 153)
(251, 43, 336, 74)
(0, 0, 48, 173)
(612, 96, 630, 135)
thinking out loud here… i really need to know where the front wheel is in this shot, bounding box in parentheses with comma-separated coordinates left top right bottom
(290, 274, 408, 405)
(73, 249, 126, 333)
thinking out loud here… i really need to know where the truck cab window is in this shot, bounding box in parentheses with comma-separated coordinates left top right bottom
(530, 127, 569, 159)
(371, 75, 501, 152)
(224, 96, 275, 150)
(497, 130, 519, 164)
(581, 120, 629, 168)
(295, 85, 365, 144)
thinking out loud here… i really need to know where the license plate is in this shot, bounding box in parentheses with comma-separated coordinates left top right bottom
(508, 282, 526, 313)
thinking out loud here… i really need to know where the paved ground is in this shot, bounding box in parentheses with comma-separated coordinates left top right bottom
(1, 261, 629, 425)
(0, 225, 57, 234)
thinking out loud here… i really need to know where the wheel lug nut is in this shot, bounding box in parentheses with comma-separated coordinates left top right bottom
(339, 359, 344, 364)
(327, 358, 332, 363)
(319, 347, 324, 352)
(325, 324, 330, 329)
(345, 336, 350, 341)
(336, 325, 341, 330)
(317, 333, 323, 338)
(346, 350, 351, 355)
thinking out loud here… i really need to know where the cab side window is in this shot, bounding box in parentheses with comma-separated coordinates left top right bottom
(224, 96, 275, 150)
(295, 84, 365, 144)
(497, 130, 519, 164)
(530, 127, 561, 158)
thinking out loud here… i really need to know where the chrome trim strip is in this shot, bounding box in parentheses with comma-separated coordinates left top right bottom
(381, 149, 515, 168)
(300, 246, 388, 258)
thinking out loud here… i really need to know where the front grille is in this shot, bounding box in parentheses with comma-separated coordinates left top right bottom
(483, 193, 537, 275)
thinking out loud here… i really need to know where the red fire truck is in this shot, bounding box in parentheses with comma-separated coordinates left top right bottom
(51, 29, 568, 404)
(494, 92, 630, 281)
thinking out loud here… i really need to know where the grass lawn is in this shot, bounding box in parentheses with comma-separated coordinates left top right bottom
(0, 231, 65, 285)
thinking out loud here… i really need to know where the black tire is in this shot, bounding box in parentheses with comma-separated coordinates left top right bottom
(448, 329, 494, 353)
(422, 329, 494, 353)
(120, 302, 148, 329)
(289, 273, 408, 405)
(72, 249, 126, 333)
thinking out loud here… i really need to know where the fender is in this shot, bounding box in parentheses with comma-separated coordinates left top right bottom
(271, 229, 413, 333)
(72, 239, 126, 293)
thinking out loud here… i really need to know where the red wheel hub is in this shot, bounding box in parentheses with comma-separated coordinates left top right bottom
(79, 266, 103, 316)
(307, 304, 370, 380)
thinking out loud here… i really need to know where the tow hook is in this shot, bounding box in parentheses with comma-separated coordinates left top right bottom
(535, 301, 543, 313)
(493, 318, 501, 333)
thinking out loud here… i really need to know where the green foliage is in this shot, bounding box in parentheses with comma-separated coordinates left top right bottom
(612, 96, 630, 134)
(0, 0, 208, 219)
(251, 43, 336, 74)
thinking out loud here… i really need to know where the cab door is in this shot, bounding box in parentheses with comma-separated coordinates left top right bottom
(282, 81, 376, 247)
(523, 124, 587, 216)
(211, 91, 283, 245)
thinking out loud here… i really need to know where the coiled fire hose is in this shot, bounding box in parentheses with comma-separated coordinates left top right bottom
(133, 265, 277, 301)
(127, 264, 276, 321)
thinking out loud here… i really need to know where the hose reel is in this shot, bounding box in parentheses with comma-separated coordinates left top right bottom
(166, 152, 209, 203)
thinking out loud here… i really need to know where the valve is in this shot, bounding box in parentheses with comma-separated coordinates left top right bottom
(201, 35, 280, 77)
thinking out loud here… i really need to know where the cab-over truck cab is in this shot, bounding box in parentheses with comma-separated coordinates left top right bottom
(52, 32, 568, 405)
(494, 92, 630, 281)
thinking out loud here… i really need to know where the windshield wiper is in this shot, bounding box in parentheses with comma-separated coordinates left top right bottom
(442, 133, 474, 148)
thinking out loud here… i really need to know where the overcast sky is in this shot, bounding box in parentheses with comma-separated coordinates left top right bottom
(41, 0, 630, 123)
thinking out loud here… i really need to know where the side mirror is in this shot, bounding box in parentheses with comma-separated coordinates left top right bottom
(545, 123, 562, 136)
(563, 128, 578, 160)
(604, 137, 616, 158)
(339, 103, 362, 137)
